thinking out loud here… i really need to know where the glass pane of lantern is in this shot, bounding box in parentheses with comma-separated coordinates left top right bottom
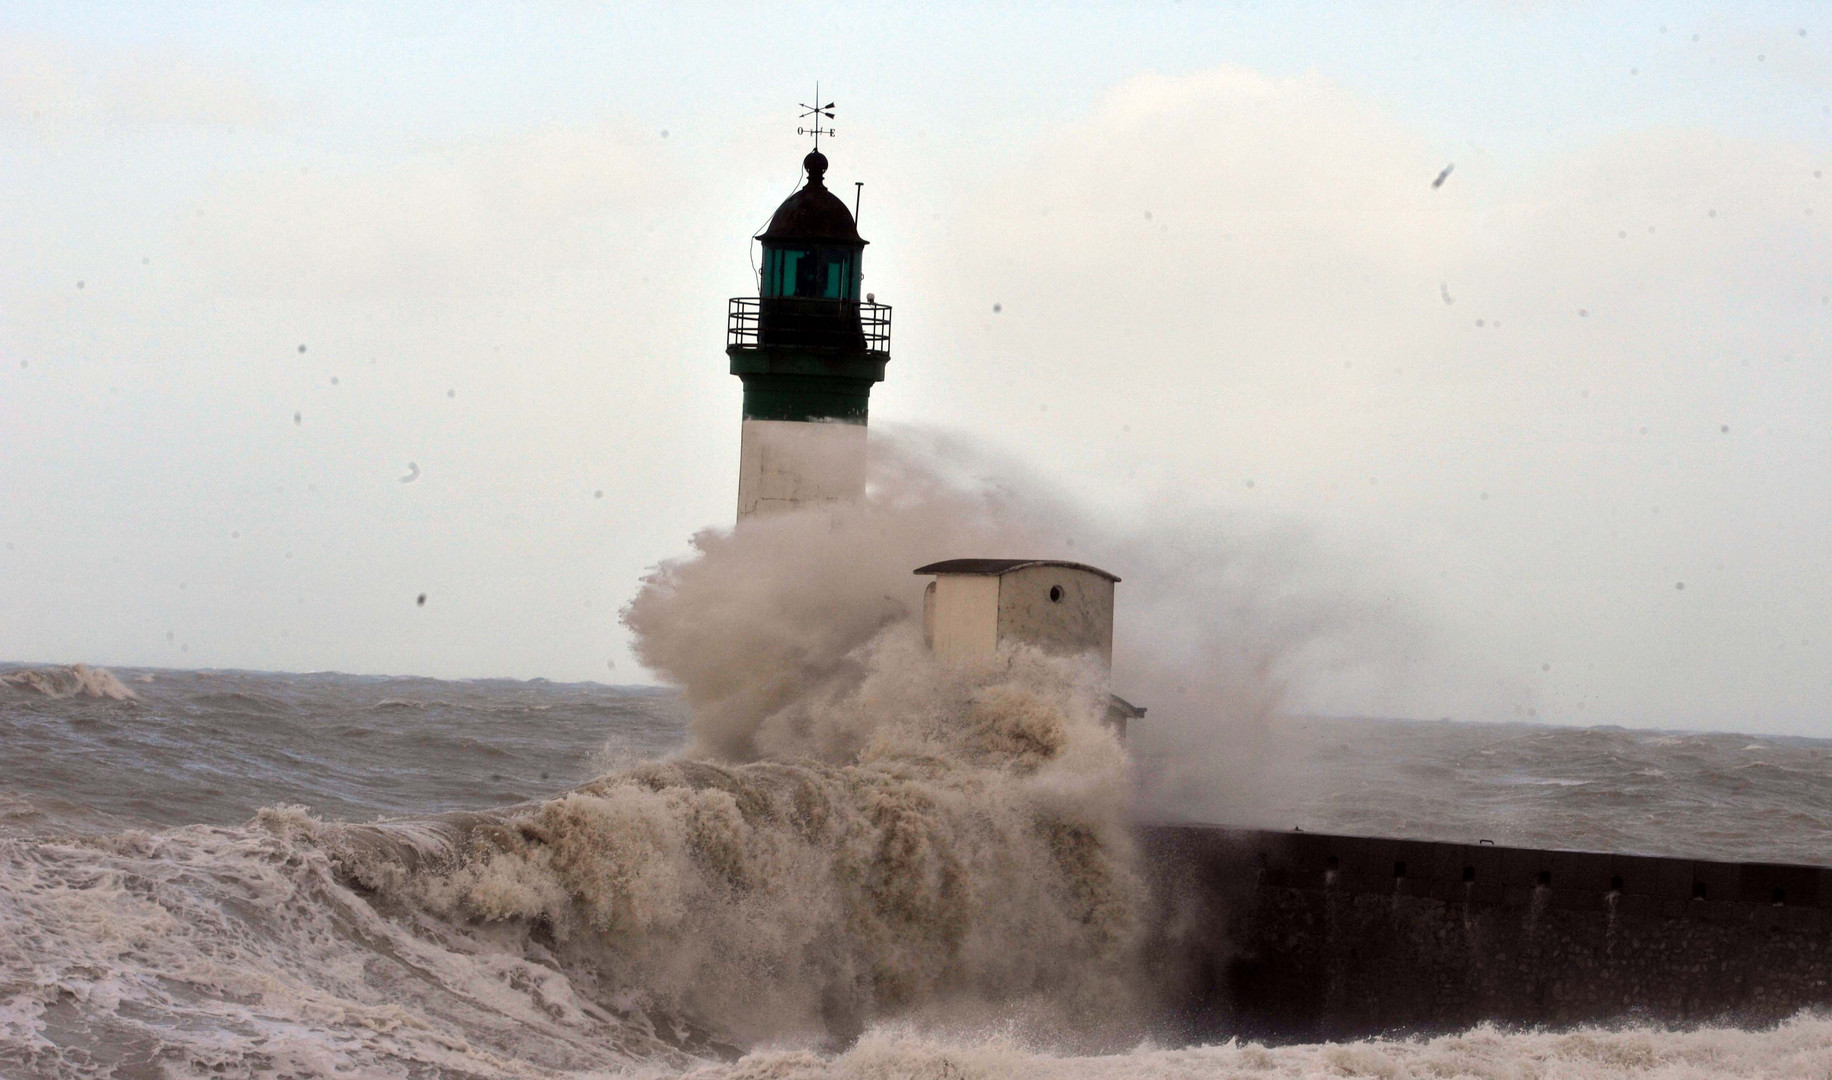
(794, 249, 820, 297)
(774, 249, 806, 296)
(761, 249, 780, 295)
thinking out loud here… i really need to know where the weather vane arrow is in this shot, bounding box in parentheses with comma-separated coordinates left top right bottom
(797, 81, 836, 151)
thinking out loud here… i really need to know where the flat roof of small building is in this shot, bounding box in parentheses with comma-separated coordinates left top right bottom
(912, 558, 1120, 583)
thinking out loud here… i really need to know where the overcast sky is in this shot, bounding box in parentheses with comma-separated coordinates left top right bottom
(3, 3, 1830, 734)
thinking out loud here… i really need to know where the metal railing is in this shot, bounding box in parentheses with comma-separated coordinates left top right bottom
(727, 297, 891, 352)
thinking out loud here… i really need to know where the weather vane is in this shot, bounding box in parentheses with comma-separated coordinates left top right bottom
(797, 82, 836, 151)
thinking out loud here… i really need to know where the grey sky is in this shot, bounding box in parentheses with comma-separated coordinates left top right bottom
(2, 3, 1829, 734)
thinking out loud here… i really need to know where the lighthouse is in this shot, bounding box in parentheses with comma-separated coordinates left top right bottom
(726, 146, 891, 519)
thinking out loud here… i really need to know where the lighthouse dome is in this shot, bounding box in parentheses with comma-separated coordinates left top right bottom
(758, 152, 864, 244)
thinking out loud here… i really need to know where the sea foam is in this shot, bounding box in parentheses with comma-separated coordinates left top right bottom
(0, 664, 136, 701)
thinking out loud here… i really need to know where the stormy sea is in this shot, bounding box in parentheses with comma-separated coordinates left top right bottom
(9, 656, 1832, 1078)
(7, 456, 1832, 1078)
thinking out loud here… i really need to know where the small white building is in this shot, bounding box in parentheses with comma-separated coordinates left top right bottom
(914, 558, 1144, 736)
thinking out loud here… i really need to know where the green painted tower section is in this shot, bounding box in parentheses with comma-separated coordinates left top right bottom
(726, 150, 891, 423)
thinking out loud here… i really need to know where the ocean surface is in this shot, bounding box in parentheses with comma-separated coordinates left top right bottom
(6, 661, 1832, 1078)
(1199, 713, 1832, 864)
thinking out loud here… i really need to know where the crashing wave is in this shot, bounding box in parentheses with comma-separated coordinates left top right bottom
(0, 664, 137, 701)
(331, 634, 1143, 1048)
(0, 627, 1142, 1072)
(304, 481, 1158, 1055)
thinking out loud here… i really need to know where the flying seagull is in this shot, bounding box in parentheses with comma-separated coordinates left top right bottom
(1432, 163, 1455, 189)
(400, 462, 420, 483)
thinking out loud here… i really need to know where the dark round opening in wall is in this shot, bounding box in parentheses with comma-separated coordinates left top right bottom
(1048, 585, 1064, 602)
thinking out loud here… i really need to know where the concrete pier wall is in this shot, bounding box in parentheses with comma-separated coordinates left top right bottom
(1139, 824, 1832, 1042)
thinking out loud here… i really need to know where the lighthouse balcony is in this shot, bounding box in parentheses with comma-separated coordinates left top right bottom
(727, 297, 891, 354)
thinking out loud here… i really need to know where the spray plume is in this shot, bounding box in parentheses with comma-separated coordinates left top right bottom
(339, 428, 1393, 1047)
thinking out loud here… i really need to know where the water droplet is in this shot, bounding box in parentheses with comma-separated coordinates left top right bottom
(447, 389, 455, 398)
(1676, 581, 1686, 590)
(1542, 662, 1551, 672)
(293, 411, 302, 425)
(298, 344, 306, 354)
(594, 490, 603, 499)
(992, 303, 1002, 313)
(75, 281, 84, 290)
(1578, 309, 1590, 317)
(1721, 424, 1730, 433)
